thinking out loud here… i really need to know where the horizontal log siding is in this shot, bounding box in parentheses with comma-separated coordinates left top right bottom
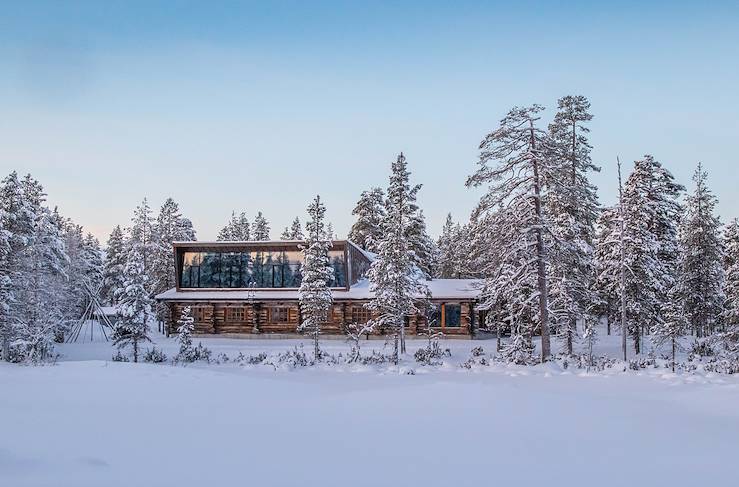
(167, 299, 474, 337)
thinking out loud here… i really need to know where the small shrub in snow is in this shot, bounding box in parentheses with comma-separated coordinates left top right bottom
(689, 339, 715, 359)
(144, 347, 167, 363)
(497, 334, 536, 365)
(215, 352, 230, 364)
(470, 346, 485, 357)
(236, 352, 267, 365)
(359, 350, 390, 365)
(192, 343, 212, 363)
(112, 350, 130, 362)
(264, 345, 311, 369)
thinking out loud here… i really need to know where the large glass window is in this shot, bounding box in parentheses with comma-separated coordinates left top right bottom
(444, 304, 461, 327)
(180, 248, 346, 289)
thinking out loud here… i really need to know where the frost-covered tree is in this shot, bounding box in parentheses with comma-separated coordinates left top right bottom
(175, 306, 195, 362)
(651, 294, 687, 371)
(348, 187, 385, 253)
(113, 246, 152, 362)
(466, 105, 554, 362)
(129, 198, 156, 281)
(674, 164, 725, 337)
(545, 95, 600, 355)
(252, 212, 270, 241)
(620, 155, 683, 354)
(9, 175, 67, 362)
(724, 219, 739, 327)
(593, 206, 622, 335)
(437, 214, 470, 279)
(102, 225, 127, 305)
(367, 153, 430, 362)
(298, 195, 334, 361)
(406, 209, 439, 279)
(281, 217, 304, 240)
(152, 198, 196, 294)
(0, 207, 11, 360)
(217, 211, 250, 241)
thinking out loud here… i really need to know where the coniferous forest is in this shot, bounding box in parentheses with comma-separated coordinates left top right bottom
(2, 96, 739, 371)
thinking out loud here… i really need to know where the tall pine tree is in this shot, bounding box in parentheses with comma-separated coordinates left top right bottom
(466, 105, 554, 362)
(675, 163, 725, 337)
(348, 187, 385, 253)
(298, 195, 334, 361)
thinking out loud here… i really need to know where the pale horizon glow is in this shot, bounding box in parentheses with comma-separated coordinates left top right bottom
(1, 1, 738, 243)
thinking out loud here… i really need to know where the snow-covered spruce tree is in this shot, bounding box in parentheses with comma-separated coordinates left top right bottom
(406, 209, 439, 280)
(437, 214, 458, 278)
(102, 225, 127, 305)
(217, 211, 250, 241)
(479, 206, 539, 363)
(348, 187, 385, 253)
(620, 155, 683, 354)
(0, 206, 11, 360)
(252, 211, 271, 241)
(113, 246, 152, 362)
(437, 214, 472, 279)
(298, 195, 334, 361)
(152, 198, 196, 323)
(545, 95, 600, 355)
(367, 153, 430, 362)
(281, 217, 304, 240)
(10, 175, 67, 362)
(151, 198, 195, 293)
(0, 171, 34, 359)
(465, 105, 554, 362)
(129, 198, 156, 280)
(174, 306, 195, 362)
(593, 206, 622, 335)
(651, 293, 687, 372)
(674, 163, 725, 337)
(724, 219, 739, 327)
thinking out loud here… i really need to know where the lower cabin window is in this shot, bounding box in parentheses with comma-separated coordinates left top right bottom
(351, 306, 371, 324)
(444, 304, 461, 327)
(192, 307, 208, 323)
(226, 307, 246, 322)
(268, 306, 290, 324)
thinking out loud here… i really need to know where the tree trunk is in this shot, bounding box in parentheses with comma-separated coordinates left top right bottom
(530, 121, 551, 362)
(133, 339, 139, 363)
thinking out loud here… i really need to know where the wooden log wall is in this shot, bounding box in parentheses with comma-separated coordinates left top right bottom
(167, 299, 475, 337)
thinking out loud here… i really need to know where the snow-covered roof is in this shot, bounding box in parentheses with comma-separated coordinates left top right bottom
(155, 278, 482, 302)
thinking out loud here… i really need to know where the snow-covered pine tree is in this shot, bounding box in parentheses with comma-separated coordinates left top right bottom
(152, 198, 196, 293)
(0, 205, 11, 360)
(217, 211, 250, 241)
(674, 163, 725, 337)
(651, 292, 687, 372)
(465, 105, 554, 362)
(129, 198, 156, 283)
(620, 155, 683, 354)
(593, 206, 622, 336)
(348, 187, 385, 253)
(545, 95, 600, 355)
(102, 225, 127, 305)
(175, 306, 195, 362)
(326, 222, 336, 240)
(10, 175, 67, 362)
(298, 195, 334, 361)
(367, 153, 430, 362)
(724, 219, 739, 327)
(406, 209, 439, 279)
(437, 214, 457, 278)
(0, 171, 35, 359)
(252, 212, 270, 241)
(113, 245, 152, 362)
(437, 214, 471, 279)
(280, 217, 304, 240)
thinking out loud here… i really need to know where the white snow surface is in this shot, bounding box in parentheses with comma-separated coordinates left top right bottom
(2, 330, 739, 487)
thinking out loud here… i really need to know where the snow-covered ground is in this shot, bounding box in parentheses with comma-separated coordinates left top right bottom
(2, 330, 739, 487)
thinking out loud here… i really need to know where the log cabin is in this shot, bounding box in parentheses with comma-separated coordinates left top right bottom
(155, 240, 482, 338)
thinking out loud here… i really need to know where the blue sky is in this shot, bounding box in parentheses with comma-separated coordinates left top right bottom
(1, 1, 738, 241)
